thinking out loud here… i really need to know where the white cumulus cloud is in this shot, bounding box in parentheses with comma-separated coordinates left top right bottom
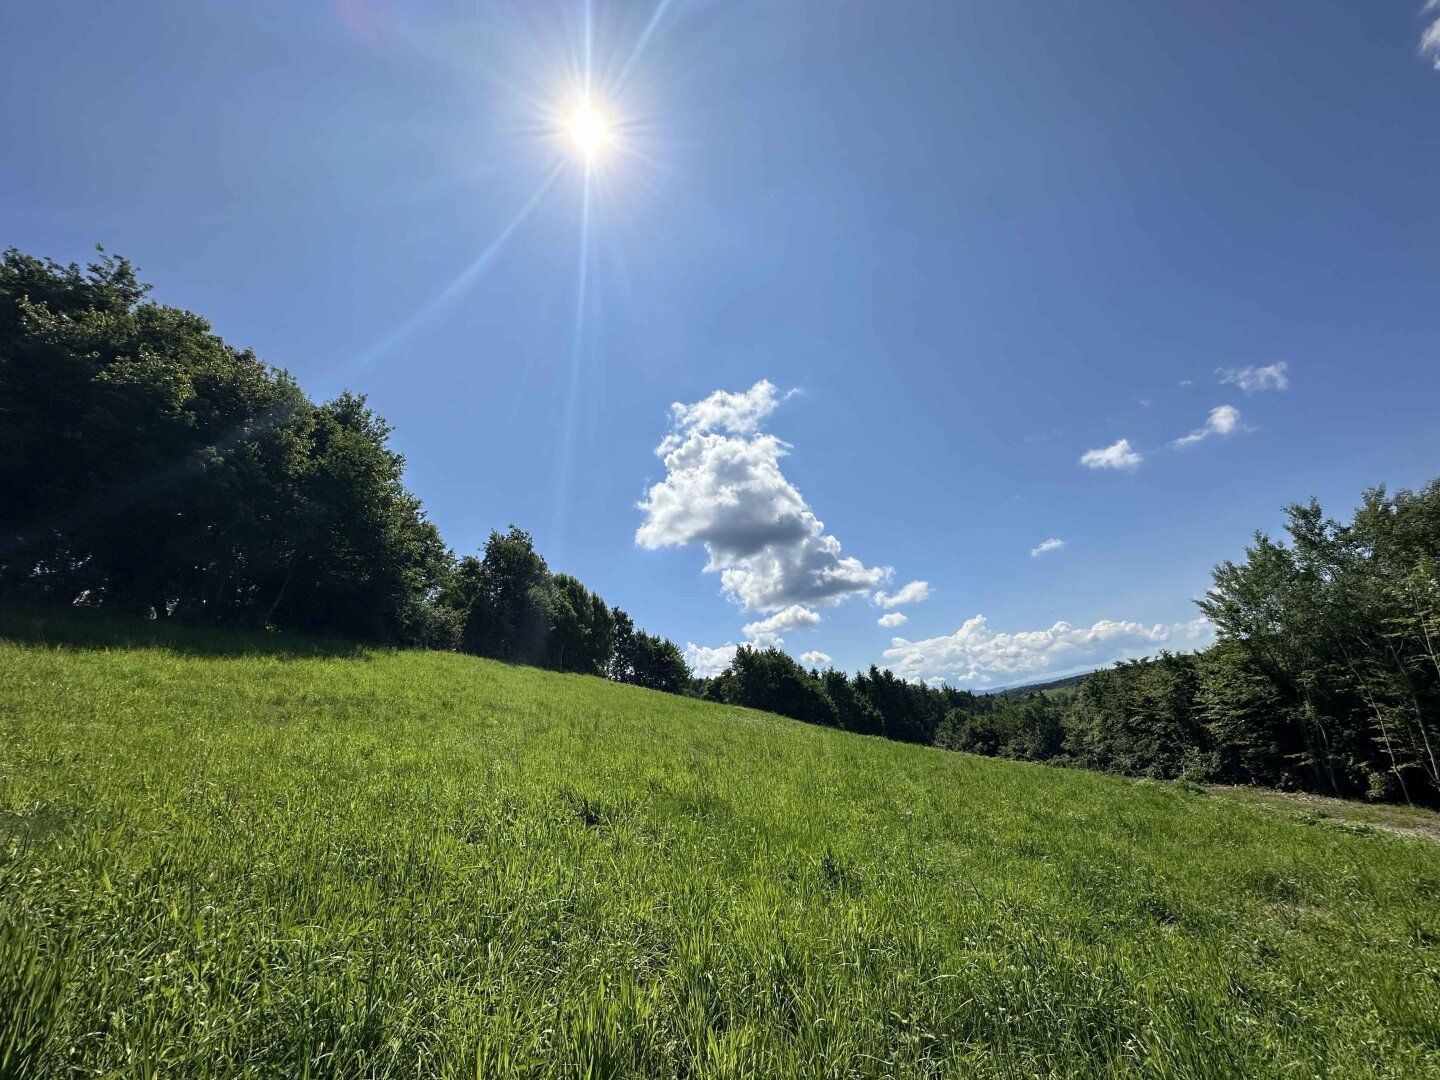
(874, 580, 930, 608)
(685, 642, 737, 679)
(637, 382, 891, 613)
(669, 379, 795, 436)
(741, 604, 821, 647)
(882, 616, 1214, 687)
(1030, 538, 1066, 558)
(878, 612, 908, 628)
(1080, 439, 1143, 471)
(1173, 404, 1242, 448)
(1218, 362, 1289, 393)
(798, 651, 832, 667)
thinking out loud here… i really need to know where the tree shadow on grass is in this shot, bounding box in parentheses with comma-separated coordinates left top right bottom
(0, 604, 374, 660)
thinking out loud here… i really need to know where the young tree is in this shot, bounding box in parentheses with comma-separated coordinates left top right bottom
(711, 646, 838, 728)
(456, 526, 551, 663)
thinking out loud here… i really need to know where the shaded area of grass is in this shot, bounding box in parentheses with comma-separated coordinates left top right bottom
(2, 614, 1438, 1077)
(0, 605, 371, 659)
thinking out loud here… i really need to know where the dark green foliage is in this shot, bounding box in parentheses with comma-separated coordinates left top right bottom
(0, 248, 450, 646)
(935, 693, 1068, 762)
(438, 528, 682, 686)
(852, 666, 943, 745)
(706, 654, 982, 748)
(1195, 640, 1294, 786)
(0, 247, 690, 689)
(610, 609, 691, 693)
(1197, 485, 1440, 804)
(821, 668, 885, 735)
(448, 526, 552, 663)
(1065, 653, 1213, 780)
(707, 646, 838, 727)
(545, 573, 615, 675)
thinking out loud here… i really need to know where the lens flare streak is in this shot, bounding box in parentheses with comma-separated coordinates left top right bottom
(346, 160, 565, 374)
(552, 163, 595, 542)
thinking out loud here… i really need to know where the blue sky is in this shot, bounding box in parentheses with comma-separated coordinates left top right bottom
(5, 1, 1439, 685)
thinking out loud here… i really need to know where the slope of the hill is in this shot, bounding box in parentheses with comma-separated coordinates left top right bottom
(2, 612, 1438, 1078)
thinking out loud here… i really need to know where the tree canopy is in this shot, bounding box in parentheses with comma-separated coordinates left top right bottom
(0, 248, 688, 690)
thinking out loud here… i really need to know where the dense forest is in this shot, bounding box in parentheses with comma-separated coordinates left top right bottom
(0, 248, 687, 692)
(3, 248, 1436, 805)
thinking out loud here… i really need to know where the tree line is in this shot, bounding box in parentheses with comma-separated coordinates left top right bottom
(5, 247, 1436, 805)
(700, 484, 1440, 807)
(0, 248, 687, 692)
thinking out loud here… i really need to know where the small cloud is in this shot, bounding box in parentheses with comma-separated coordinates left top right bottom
(1080, 439, 1143, 471)
(1174, 404, 1242, 449)
(1178, 379, 1194, 388)
(798, 650, 831, 667)
(685, 642, 737, 679)
(874, 580, 930, 608)
(741, 604, 820, 647)
(878, 612, 908, 628)
(1218, 361, 1288, 393)
(1138, 398, 1153, 409)
(1030, 538, 1066, 558)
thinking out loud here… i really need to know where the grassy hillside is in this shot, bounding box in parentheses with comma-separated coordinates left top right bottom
(2, 613, 1438, 1078)
(988, 671, 1092, 698)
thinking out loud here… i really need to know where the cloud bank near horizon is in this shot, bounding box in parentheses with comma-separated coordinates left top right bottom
(882, 615, 1214, 687)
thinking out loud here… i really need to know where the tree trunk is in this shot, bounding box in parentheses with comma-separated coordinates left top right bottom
(264, 554, 299, 628)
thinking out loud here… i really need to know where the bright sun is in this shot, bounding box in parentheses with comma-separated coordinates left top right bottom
(567, 103, 610, 158)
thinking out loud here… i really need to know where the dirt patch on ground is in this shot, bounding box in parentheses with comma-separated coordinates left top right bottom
(1207, 784, 1440, 844)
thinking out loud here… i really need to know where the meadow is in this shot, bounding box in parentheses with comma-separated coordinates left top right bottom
(2, 611, 1438, 1078)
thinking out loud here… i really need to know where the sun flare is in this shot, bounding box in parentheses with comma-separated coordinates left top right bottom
(567, 102, 610, 158)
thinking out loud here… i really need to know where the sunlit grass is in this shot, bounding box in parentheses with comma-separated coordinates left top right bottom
(2, 610, 1437, 1077)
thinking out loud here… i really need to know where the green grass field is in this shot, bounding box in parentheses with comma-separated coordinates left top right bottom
(3, 612, 1439, 1078)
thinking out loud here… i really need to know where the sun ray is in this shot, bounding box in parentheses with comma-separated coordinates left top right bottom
(614, 0, 678, 93)
(344, 160, 564, 374)
(552, 163, 596, 548)
(584, 0, 594, 94)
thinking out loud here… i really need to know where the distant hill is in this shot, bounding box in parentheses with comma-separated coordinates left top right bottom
(987, 670, 1094, 697)
(3, 612, 1436, 1076)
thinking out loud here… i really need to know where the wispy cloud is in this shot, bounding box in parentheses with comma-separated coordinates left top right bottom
(874, 580, 930, 608)
(1080, 439, 1143, 471)
(1423, 0, 1440, 70)
(1030, 538, 1066, 558)
(878, 612, 908, 628)
(1173, 404, 1242, 448)
(1218, 361, 1288, 393)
